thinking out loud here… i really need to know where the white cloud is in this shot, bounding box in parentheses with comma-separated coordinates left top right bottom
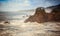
(24, 0, 30, 6)
(1, 0, 31, 11)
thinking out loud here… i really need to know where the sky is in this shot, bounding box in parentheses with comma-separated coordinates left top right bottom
(0, 0, 60, 11)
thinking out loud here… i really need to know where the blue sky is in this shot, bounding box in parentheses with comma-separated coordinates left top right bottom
(0, 0, 60, 11)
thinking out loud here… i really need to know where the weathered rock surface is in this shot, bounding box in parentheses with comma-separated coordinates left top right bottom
(25, 7, 47, 23)
(51, 4, 60, 22)
(24, 4, 60, 23)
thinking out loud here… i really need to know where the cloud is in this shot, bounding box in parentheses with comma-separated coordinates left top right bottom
(0, 0, 31, 11)
(1, 0, 60, 11)
(23, 0, 30, 6)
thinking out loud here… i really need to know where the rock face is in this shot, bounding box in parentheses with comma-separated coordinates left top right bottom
(52, 4, 60, 22)
(24, 4, 60, 23)
(25, 7, 47, 23)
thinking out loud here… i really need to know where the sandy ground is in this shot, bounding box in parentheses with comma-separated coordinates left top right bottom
(0, 21, 60, 36)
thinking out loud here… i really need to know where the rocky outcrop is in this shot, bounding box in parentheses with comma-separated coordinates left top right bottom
(46, 4, 60, 22)
(24, 4, 60, 23)
(24, 7, 47, 23)
(51, 4, 60, 22)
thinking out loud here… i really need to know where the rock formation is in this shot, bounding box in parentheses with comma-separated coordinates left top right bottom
(45, 4, 60, 22)
(52, 4, 60, 22)
(24, 4, 60, 23)
(25, 7, 47, 23)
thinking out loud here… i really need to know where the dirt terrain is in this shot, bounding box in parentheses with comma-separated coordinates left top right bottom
(0, 22, 60, 36)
